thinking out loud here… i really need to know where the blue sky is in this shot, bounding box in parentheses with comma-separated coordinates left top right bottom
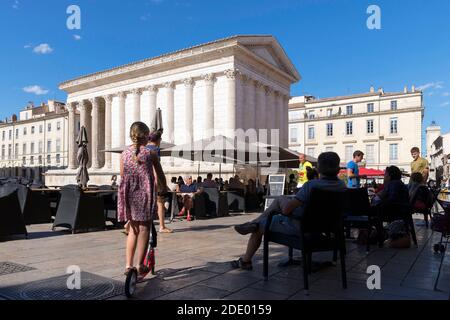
(1, 0, 449, 140)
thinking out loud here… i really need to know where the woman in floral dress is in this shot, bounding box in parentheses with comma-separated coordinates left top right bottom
(118, 122, 167, 275)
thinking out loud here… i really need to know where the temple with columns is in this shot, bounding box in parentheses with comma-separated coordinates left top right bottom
(45, 35, 301, 185)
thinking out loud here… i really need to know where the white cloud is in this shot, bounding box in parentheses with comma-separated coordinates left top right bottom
(33, 43, 53, 54)
(417, 81, 444, 91)
(23, 44, 32, 49)
(23, 85, 49, 95)
(73, 35, 82, 41)
(140, 13, 151, 21)
(12, 0, 19, 9)
(443, 92, 450, 97)
(441, 102, 450, 107)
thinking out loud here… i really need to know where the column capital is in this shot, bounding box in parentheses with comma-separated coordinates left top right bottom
(273, 90, 282, 97)
(265, 86, 273, 96)
(117, 91, 127, 99)
(131, 88, 143, 95)
(103, 94, 114, 104)
(254, 80, 264, 89)
(79, 99, 89, 111)
(66, 102, 77, 112)
(89, 97, 100, 108)
(202, 73, 216, 84)
(239, 73, 250, 84)
(164, 82, 175, 89)
(224, 69, 238, 80)
(183, 78, 195, 88)
(146, 85, 159, 93)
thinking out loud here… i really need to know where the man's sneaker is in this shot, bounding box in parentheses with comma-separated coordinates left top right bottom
(234, 222, 258, 235)
(231, 258, 253, 271)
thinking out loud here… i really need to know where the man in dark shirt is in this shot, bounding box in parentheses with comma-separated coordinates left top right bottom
(179, 176, 202, 220)
(232, 152, 346, 270)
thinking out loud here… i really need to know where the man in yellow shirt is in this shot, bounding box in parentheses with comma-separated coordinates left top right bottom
(297, 153, 313, 188)
(410, 147, 429, 183)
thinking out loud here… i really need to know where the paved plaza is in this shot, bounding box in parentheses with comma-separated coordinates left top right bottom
(0, 213, 449, 300)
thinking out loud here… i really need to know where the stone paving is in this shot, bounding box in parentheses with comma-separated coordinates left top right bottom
(0, 213, 449, 300)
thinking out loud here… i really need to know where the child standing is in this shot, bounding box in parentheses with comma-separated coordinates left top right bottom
(118, 122, 166, 275)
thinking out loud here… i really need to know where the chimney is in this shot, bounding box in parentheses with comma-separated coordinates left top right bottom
(370, 86, 375, 93)
(404, 86, 408, 93)
(378, 87, 384, 94)
(412, 85, 416, 92)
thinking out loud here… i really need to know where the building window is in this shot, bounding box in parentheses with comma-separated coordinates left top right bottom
(366, 145, 375, 164)
(23, 127, 27, 135)
(325, 146, 334, 152)
(367, 120, 374, 134)
(48, 123, 52, 132)
(23, 143, 27, 155)
(22, 157, 26, 165)
(367, 103, 374, 113)
(307, 147, 315, 158)
(290, 127, 298, 143)
(391, 100, 398, 111)
(57, 122, 61, 131)
(1, 145, 5, 160)
(308, 110, 315, 119)
(345, 145, 354, 163)
(326, 123, 333, 136)
(30, 156, 34, 165)
(346, 121, 353, 135)
(390, 118, 398, 134)
(2, 131, 5, 141)
(47, 140, 52, 153)
(8, 130, 12, 140)
(39, 141, 43, 154)
(31, 126, 35, 134)
(30, 143, 35, 154)
(346, 105, 353, 115)
(389, 144, 398, 161)
(327, 109, 333, 117)
(308, 125, 315, 140)
(15, 143, 19, 157)
(38, 155, 42, 165)
(56, 139, 61, 152)
(39, 125, 43, 134)
(56, 154, 61, 165)
(15, 128, 19, 139)
(8, 144, 12, 159)
(47, 155, 51, 165)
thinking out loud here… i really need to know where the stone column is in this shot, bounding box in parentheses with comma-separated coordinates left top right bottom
(282, 95, 290, 148)
(67, 102, 78, 170)
(165, 82, 175, 143)
(247, 79, 257, 131)
(238, 74, 249, 131)
(265, 87, 273, 131)
(104, 95, 113, 170)
(147, 85, 158, 130)
(90, 97, 100, 169)
(184, 78, 194, 145)
(225, 69, 237, 134)
(274, 91, 281, 146)
(203, 74, 215, 138)
(131, 88, 142, 124)
(255, 82, 265, 130)
(118, 91, 126, 147)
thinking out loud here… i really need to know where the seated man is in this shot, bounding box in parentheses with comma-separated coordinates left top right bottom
(232, 152, 346, 270)
(202, 173, 218, 188)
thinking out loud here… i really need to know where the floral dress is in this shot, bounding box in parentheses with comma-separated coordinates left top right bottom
(118, 145, 157, 222)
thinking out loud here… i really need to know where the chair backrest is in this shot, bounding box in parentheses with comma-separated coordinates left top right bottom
(302, 188, 346, 235)
(411, 185, 433, 208)
(344, 187, 371, 216)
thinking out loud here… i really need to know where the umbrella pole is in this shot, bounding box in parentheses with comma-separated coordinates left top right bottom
(219, 163, 222, 179)
(197, 162, 200, 177)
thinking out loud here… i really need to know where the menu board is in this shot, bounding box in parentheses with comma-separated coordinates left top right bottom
(264, 174, 286, 211)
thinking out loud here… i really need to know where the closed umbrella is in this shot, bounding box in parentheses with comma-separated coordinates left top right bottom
(76, 126, 89, 188)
